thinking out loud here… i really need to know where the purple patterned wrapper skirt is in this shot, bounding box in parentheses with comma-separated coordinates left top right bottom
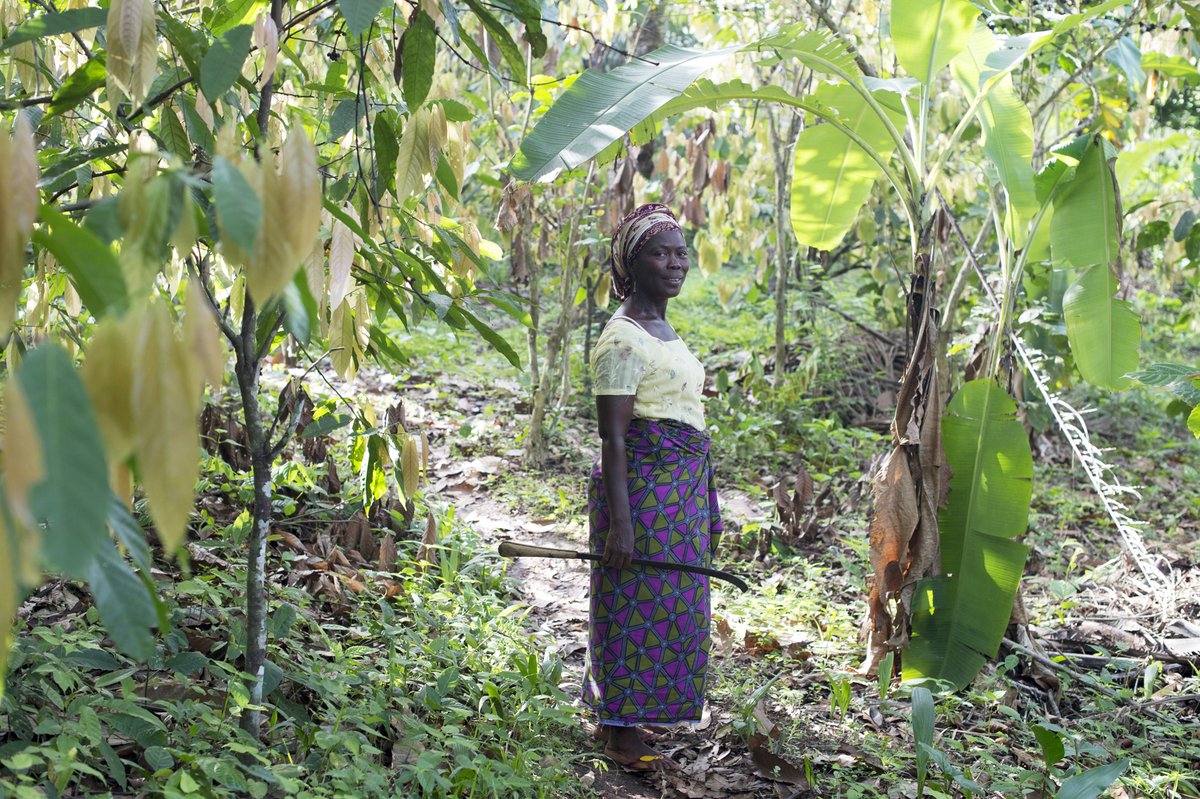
(584, 418, 723, 726)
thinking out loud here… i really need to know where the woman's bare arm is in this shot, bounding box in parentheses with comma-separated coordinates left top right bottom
(596, 394, 636, 569)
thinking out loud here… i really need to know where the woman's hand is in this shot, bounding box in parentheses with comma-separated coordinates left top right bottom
(602, 523, 635, 569)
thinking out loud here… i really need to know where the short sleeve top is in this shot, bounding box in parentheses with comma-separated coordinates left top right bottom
(590, 317, 706, 430)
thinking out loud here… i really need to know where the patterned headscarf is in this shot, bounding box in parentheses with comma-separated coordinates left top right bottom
(609, 203, 682, 300)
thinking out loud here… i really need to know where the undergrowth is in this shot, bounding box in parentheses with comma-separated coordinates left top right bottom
(0, 514, 584, 798)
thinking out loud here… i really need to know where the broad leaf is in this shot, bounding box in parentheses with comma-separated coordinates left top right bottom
(790, 84, 906, 250)
(463, 0, 526, 79)
(1051, 136, 1120, 268)
(951, 25, 1036, 241)
(339, 0, 387, 37)
(85, 541, 157, 660)
(891, 0, 980, 84)
(1063, 265, 1140, 390)
(33, 208, 128, 318)
(510, 43, 743, 182)
(199, 24, 252, 102)
(911, 687, 934, 793)
(132, 304, 201, 555)
(1056, 760, 1130, 799)
(401, 10, 437, 108)
(45, 54, 106, 119)
(905, 379, 1032, 691)
(211, 156, 262, 254)
(17, 345, 111, 579)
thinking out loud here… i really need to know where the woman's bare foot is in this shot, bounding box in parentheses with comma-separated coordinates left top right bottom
(602, 725, 672, 771)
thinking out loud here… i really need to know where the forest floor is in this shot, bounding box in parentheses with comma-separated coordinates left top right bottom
(4, 279, 1200, 798)
(428, 351, 1200, 799)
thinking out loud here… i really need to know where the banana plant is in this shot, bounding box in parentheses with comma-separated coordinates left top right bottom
(512, 0, 1140, 690)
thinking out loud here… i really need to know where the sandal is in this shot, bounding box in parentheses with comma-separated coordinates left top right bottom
(603, 748, 674, 772)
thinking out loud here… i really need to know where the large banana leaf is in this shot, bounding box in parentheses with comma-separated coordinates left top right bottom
(950, 25, 1036, 241)
(904, 379, 1032, 691)
(509, 43, 742, 182)
(1050, 136, 1121, 268)
(1063, 265, 1141, 390)
(511, 28, 869, 183)
(790, 83, 906, 250)
(891, 0, 980, 84)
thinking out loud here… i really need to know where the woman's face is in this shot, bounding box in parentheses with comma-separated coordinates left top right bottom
(629, 228, 689, 300)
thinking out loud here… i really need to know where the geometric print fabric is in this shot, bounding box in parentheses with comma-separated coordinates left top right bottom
(584, 418, 724, 725)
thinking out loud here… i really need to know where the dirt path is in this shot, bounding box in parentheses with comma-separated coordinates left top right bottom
(450, 469, 809, 799)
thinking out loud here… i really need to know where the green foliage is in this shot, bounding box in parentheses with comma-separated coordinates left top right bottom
(1063, 265, 1141, 390)
(891, 0, 979, 84)
(906, 380, 1031, 691)
(510, 43, 744, 181)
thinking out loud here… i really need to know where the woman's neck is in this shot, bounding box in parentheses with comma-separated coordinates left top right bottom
(623, 294, 668, 321)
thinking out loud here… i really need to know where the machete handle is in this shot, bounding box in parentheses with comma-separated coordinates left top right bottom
(497, 541, 589, 560)
(497, 539, 749, 592)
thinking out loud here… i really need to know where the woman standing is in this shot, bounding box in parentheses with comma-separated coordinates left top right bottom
(585, 204, 723, 770)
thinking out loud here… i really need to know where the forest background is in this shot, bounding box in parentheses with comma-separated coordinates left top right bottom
(0, 0, 1198, 796)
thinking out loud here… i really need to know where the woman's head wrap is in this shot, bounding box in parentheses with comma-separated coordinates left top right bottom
(609, 203, 682, 300)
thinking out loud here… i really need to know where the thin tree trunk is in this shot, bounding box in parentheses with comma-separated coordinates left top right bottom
(235, 298, 271, 736)
(238, 0, 283, 737)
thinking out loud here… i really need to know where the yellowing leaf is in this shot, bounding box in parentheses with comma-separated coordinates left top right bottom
(400, 435, 419, 500)
(327, 210, 357, 311)
(698, 237, 721, 276)
(132, 302, 200, 554)
(254, 13, 279, 89)
(80, 314, 138, 462)
(106, 0, 157, 105)
(185, 281, 226, 387)
(593, 272, 611, 308)
(279, 129, 322, 274)
(2, 379, 44, 537)
(395, 108, 433, 204)
(0, 114, 39, 331)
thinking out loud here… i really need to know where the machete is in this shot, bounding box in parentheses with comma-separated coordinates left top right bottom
(497, 540, 750, 592)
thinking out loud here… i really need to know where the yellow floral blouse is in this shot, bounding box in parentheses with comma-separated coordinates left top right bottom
(591, 317, 706, 431)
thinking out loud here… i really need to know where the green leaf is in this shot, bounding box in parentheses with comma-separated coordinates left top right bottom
(160, 13, 208, 78)
(891, 0, 980, 84)
(86, 541, 157, 660)
(458, 305, 521, 368)
(328, 97, 360, 140)
(1051, 137, 1120, 268)
(211, 156, 262, 253)
(110, 496, 152, 573)
(435, 151, 458, 199)
(905, 380, 1032, 691)
(911, 687, 934, 793)
(339, 0, 387, 36)
(210, 0, 267, 36)
(281, 272, 318, 346)
(16, 345, 111, 579)
(199, 24, 253, 102)
(154, 105, 191, 160)
(402, 9, 437, 108)
(1056, 760, 1129, 799)
(1126, 362, 1198, 387)
(1063, 266, 1140, 390)
(463, 0, 526, 79)
(64, 648, 122, 671)
(790, 83, 905, 250)
(1032, 724, 1065, 767)
(46, 53, 106, 119)
(1104, 35, 1144, 90)
(33, 208, 128, 318)
(951, 25, 1037, 240)
(301, 413, 351, 439)
(374, 112, 399, 197)
(0, 7, 107, 51)
(491, 0, 547, 57)
(1188, 404, 1200, 438)
(1140, 51, 1200, 79)
(511, 42, 743, 181)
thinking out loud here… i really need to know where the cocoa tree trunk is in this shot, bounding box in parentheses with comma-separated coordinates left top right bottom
(234, 298, 273, 736)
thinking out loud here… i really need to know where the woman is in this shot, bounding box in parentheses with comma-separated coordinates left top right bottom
(584, 203, 723, 770)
